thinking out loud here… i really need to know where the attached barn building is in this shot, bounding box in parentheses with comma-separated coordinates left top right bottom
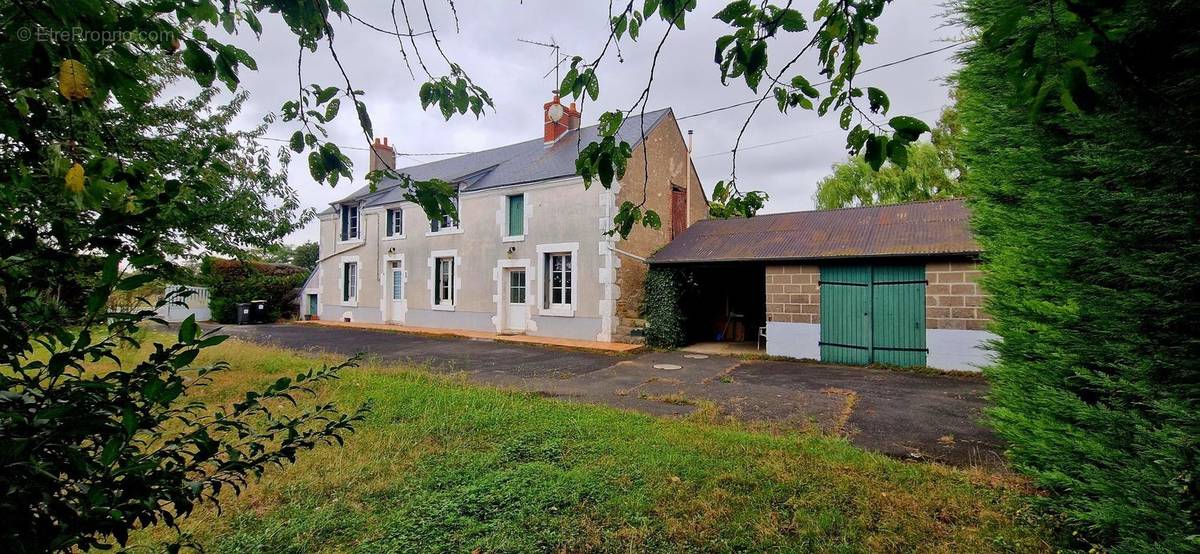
(648, 199, 995, 372)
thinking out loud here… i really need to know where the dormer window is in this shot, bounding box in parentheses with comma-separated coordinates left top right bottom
(340, 204, 360, 241)
(430, 189, 460, 233)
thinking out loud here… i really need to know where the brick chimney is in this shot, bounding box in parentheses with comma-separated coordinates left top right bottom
(543, 94, 581, 146)
(369, 137, 396, 172)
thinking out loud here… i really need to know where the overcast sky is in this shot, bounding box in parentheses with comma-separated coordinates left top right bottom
(220, 1, 964, 244)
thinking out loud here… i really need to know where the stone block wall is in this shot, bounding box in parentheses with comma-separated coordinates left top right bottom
(765, 264, 820, 324)
(925, 260, 990, 330)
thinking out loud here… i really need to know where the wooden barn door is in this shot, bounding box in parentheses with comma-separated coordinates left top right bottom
(870, 265, 927, 366)
(819, 265, 872, 365)
(820, 264, 927, 367)
(671, 186, 687, 238)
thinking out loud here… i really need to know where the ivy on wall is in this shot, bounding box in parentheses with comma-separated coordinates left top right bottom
(641, 267, 693, 349)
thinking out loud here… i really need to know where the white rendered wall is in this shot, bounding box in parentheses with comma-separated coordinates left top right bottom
(765, 322, 821, 360)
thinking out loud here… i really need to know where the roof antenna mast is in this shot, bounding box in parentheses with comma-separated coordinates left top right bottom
(517, 37, 573, 92)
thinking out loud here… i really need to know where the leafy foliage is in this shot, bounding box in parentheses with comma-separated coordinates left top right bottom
(708, 180, 768, 219)
(290, 242, 321, 270)
(813, 142, 962, 209)
(0, 2, 369, 550)
(642, 268, 692, 348)
(0, 311, 367, 552)
(202, 259, 309, 323)
(955, 0, 1200, 550)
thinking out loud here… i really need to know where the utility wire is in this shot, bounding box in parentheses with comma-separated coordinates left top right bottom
(693, 107, 943, 159)
(257, 41, 968, 158)
(677, 40, 969, 122)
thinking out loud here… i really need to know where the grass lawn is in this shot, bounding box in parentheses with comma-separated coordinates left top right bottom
(126, 335, 1052, 552)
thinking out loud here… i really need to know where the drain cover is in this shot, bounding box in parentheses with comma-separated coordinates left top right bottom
(653, 363, 682, 370)
(683, 354, 709, 359)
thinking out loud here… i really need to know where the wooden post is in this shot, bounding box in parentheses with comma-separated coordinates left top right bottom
(686, 129, 693, 227)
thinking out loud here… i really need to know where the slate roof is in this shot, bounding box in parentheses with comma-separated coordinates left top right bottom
(649, 198, 980, 264)
(327, 108, 674, 211)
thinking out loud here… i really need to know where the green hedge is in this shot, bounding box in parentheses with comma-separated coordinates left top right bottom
(642, 267, 690, 349)
(956, 1, 1199, 550)
(201, 258, 308, 323)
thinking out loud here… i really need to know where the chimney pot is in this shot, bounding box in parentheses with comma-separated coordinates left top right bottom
(369, 136, 396, 173)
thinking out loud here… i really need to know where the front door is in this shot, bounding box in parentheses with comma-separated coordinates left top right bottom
(388, 260, 405, 322)
(504, 268, 528, 332)
(307, 293, 318, 319)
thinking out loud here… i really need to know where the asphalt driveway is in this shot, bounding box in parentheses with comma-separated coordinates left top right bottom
(210, 323, 1003, 468)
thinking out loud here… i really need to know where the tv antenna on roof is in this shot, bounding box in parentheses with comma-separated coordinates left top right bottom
(517, 37, 576, 90)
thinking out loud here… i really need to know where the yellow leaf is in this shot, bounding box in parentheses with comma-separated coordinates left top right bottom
(65, 163, 85, 193)
(59, 59, 92, 101)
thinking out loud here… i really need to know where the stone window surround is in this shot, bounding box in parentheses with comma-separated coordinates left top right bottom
(536, 242, 579, 318)
(428, 249, 460, 311)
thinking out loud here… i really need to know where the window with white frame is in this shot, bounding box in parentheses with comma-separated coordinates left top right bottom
(543, 253, 572, 309)
(385, 208, 403, 237)
(340, 204, 360, 241)
(430, 189, 460, 232)
(389, 260, 403, 300)
(434, 257, 454, 306)
(342, 261, 358, 302)
(509, 270, 526, 304)
(505, 194, 524, 237)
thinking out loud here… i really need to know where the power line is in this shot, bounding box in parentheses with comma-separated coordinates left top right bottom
(693, 107, 943, 159)
(256, 41, 968, 159)
(677, 40, 969, 122)
(254, 136, 473, 156)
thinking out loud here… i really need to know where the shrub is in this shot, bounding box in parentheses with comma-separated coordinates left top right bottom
(642, 267, 690, 349)
(955, 0, 1199, 549)
(202, 258, 308, 323)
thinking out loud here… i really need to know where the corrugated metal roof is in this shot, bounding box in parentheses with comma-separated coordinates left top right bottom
(649, 199, 980, 264)
(328, 108, 674, 210)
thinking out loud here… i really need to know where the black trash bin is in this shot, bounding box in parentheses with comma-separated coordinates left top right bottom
(251, 300, 268, 323)
(236, 303, 252, 325)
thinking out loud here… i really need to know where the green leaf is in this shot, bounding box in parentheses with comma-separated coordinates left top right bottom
(715, 1, 752, 24)
(887, 139, 909, 168)
(715, 35, 736, 64)
(584, 71, 600, 101)
(778, 8, 807, 32)
(355, 100, 373, 137)
(598, 111, 624, 136)
(839, 105, 853, 129)
(644, 0, 660, 18)
(289, 131, 305, 153)
(324, 98, 341, 121)
(559, 68, 577, 98)
(316, 85, 339, 104)
(887, 115, 930, 141)
(864, 134, 888, 171)
(178, 315, 198, 343)
(866, 87, 889, 114)
(182, 41, 215, 87)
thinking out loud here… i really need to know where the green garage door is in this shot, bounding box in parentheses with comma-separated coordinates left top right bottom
(819, 264, 927, 367)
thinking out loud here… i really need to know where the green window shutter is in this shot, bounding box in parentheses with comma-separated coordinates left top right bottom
(507, 194, 524, 236)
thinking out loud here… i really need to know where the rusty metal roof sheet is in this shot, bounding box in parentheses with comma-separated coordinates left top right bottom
(649, 198, 980, 264)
